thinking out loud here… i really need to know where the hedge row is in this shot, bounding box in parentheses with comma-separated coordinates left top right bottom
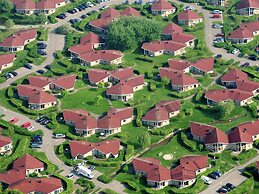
(170, 86, 203, 99)
(75, 177, 95, 192)
(124, 145, 134, 161)
(101, 188, 118, 194)
(179, 132, 196, 152)
(86, 157, 121, 167)
(97, 174, 112, 184)
(235, 149, 257, 163)
(123, 180, 139, 191)
(53, 174, 74, 194)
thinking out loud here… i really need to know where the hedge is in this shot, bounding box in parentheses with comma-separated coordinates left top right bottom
(170, 86, 203, 99)
(38, 27, 49, 41)
(150, 126, 172, 136)
(101, 188, 118, 194)
(144, 188, 165, 194)
(124, 145, 134, 161)
(53, 174, 74, 194)
(179, 131, 196, 152)
(97, 174, 112, 184)
(235, 149, 257, 163)
(123, 180, 139, 191)
(75, 178, 95, 192)
(86, 157, 121, 167)
(55, 50, 63, 59)
(135, 57, 153, 63)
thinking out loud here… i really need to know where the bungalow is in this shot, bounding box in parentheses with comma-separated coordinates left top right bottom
(121, 7, 140, 17)
(0, 135, 12, 154)
(69, 139, 121, 159)
(160, 68, 199, 92)
(162, 22, 183, 39)
(220, 68, 248, 87)
(178, 10, 203, 27)
(151, 0, 176, 17)
(228, 21, 259, 44)
(17, 85, 57, 110)
(170, 32, 196, 47)
(89, 18, 112, 33)
(68, 32, 105, 58)
(205, 89, 254, 106)
(204, 128, 229, 152)
(237, 0, 259, 16)
(190, 121, 218, 142)
(98, 107, 133, 135)
(9, 177, 63, 194)
(63, 109, 98, 136)
(142, 100, 181, 128)
(237, 79, 259, 96)
(106, 75, 144, 102)
(228, 127, 253, 151)
(11, 0, 66, 15)
(207, 0, 228, 6)
(142, 41, 186, 57)
(168, 59, 192, 73)
(78, 50, 123, 66)
(0, 29, 37, 52)
(0, 53, 16, 73)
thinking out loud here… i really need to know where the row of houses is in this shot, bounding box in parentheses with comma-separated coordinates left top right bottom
(11, 0, 66, 15)
(204, 68, 259, 106)
(133, 155, 210, 189)
(63, 107, 133, 136)
(228, 21, 259, 44)
(190, 120, 259, 152)
(17, 74, 76, 110)
(0, 154, 63, 194)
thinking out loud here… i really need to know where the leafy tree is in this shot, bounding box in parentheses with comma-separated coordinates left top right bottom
(4, 19, 14, 29)
(98, 82, 105, 88)
(216, 100, 235, 118)
(161, 77, 170, 87)
(137, 131, 151, 148)
(95, 95, 103, 104)
(61, 90, 69, 97)
(106, 16, 163, 51)
(0, 0, 13, 12)
(56, 24, 71, 35)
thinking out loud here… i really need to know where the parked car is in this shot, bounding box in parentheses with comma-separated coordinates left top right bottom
(226, 183, 235, 190)
(209, 172, 219, 179)
(215, 33, 224, 37)
(215, 54, 222, 58)
(212, 24, 223, 29)
(222, 185, 231, 192)
(57, 13, 67, 19)
(241, 62, 250, 68)
(53, 133, 65, 139)
(231, 48, 239, 54)
(88, 166, 95, 171)
(9, 118, 19, 124)
(201, 175, 212, 185)
(41, 119, 51, 125)
(68, 9, 76, 14)
(184, 6, 194, 10)
(10, 71, 18, 76)
(21, 122, 32, 128)
(213, 10, 222, 14)
(36, 116, 45, 123)
(37, 49, 47, 56)
(27, 126, 34, 130)
(37, 42, 47, 47)
(44, 65, 52, 70)
(213, 14, 221, 18)
(214, 171, 222, 177)
(5, 73, 14, 79)
(24, 63, 33, 69)
(80, 14, 88, 19)
(30, 142, 42, 148)
(66, 173, 74, 179)
(36, 69, 45, 74)
(217, 187, 228, 193)
(100, 5, 109, 10)
(248, 55, 257, 61)
(32, 135, 42, 141)
(38, 44, 47, 49)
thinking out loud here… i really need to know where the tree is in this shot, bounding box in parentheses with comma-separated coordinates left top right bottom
(95, 95, 103, 104)
(137, 132, 151, 148)
(161, 77, 170, 87)
(56, 24, 71, 35)
(4, 19, 14, 29)
(0, 0, 13, 12)
(216, 100, 235, 118)
(106, 16, 163, 51)
(61, 90, 69, 97)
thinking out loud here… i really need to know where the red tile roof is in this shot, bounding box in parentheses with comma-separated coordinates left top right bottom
(160, 68, 198, 86)
(0, 135, 12, 148)
(17, 85, 57, 104)
(80, 32, 105, 45)
(205, 89, 253, 103)
(170, 164, 196, 181)
(237, 79, 259, 93)
(151, 0, 175, 11)
(98, 107, 133, 129)
(11, 0, 65, 10)
(13, 154, 44, 170)
(87, 69, 111, 84)
(237, 0, 259, 9)
(178, 10, 202, 21)
(0, 168, 26, 185)
(142, 100, 180, 122)
(221, 68, 248, 82)
(228, 21, 259, 39)
(9, 177, 63, 194)
(168, 59, 192, 71)
(68, 43, 93, 55)
(69, 139, 120, 158)
(234, 120, 259, 137)
(79, 50, 123, 63)
(228, 127, 253, 143)
(100, 7, 120, 20)
(163, 22, 183, 34)
(89, 18, 112, 31)
(0, 53, 16, 70)
(110, 67, 134, 80)
(204, 128, 229, 144)
(171, 32, 196, 44)
(0, 29, 37, 47)
(179, 155, 209, 171)
(63, 109, 98, 131)
(192, 57, 214, 73)
(190, 121, 217, 139)
(121, 7, 140, 17)
(142, 40, 186, 53)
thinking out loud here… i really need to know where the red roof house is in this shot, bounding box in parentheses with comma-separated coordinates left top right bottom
(237, 79, 259, 96)
(237, 0, 259, 16)
(0, 29, 37, 52)
(163, 22, 183, 35)
(0, 53, 16, 73)
(151, 0, 176, 17)
(121, 7, 140, 17)
(69, 139, 120, 159)
(63, 109, 98, 136)
(142, 100, 181, 128)
(87, 69, 111, 85)
(0, 168, 26, 185)
(190, 121, 218, 142)
(220, 68, 248, 87)
(0, 135, 12, 154)
(178, 10, 203, 27)
(205, 89, 254, 106)
(159, 68, 199, 92)
(98, 107, 133, 135)
(142, 41, 186, 57)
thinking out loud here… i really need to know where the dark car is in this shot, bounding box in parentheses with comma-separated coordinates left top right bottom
(248, 56, 257, 61)
(45, 65, 52, 70)
(36, 117, 45, 123)
(37, 50, 47, 56)
(226, 183, 235, 190)
(36, 69, 45, 74)
(30, 142, 42, 148)
(37, 42, 47, 47)
(10, 71, 18, 76)
(222, 185, 231, 192)
(215, 54, 222, 58)
(68, 9, 76, 14)
(57, 13, 67, 19)
(214, 171, 222, 177)
(69, 19, 80, 24)
(24, 63, 32, 69)
(241, 62, 250, 68)
(81, 14, 88, 19)
(217, 187, 228, 193)
(209, 172, 219, 180)
(255, 67, 259, 72)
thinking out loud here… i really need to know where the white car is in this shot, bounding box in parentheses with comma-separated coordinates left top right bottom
(213, 10, 222, 14)
(27, 126, 34, 130)
(231, 48, 240, 54)
(65, 173, 74, 179)
(212, 24, 223, 29)
(185, 6, 194, 10)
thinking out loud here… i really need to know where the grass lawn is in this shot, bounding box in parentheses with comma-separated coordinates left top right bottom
(208, 84, 225, 90)
(60, 87, 110, 115)
(196, 76, 214, 87)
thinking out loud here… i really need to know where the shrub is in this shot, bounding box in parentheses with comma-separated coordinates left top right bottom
(75, 178, 95, 191)
(124, 145, 134, 161)
(86, 157, 121, 167)
(53, 174, 73, 194)
(144, 188, 165, 194)
(235, 149, 257, 162)
(135, 118, 142, 127)
(179, 132, 196, 151)
(102, 188, 118, 194)
(97, 174, 112, 184)
(149, 82, 156, 92)
(55, 51, 63, 59)
(123, 180, 139, 191)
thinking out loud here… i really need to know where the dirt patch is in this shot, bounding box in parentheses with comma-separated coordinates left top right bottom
(163, 154, 173, 160)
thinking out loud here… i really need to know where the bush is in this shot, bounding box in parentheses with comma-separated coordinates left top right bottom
(55, 51, 63, 59)
(179, 131, 196, 151)
(56, 24, 71, 35)
(149, 82, 156, 92)
(150, 127, 172, 136)
(53, 174, 74, 194)
(97, 174, 112, 184)
(124, 145, 134, 161)
(123, 180, 139, 191)
(86, 157, 121, 167)
(235, 149, 257, 163)
(144, 188, 165, 194)
(75, 178, 95, 191)
(102, 189, 118, 194)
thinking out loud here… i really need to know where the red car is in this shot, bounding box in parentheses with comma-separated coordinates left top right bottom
(213, 14, 221, 18)
(215, 33, 224, 37)
(21, 122, 31, 128)
(9, 118, 19, 124)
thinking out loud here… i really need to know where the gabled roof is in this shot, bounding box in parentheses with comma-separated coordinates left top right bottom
(0, 29, 37, 47)
(237, 0, 259, 9)
(205, 89, 253, 102)
(142, 100, 180, 122)
(163, 22, 183, 34)
(13, 154, 44, 170)
(160, 68, 198, 86)
(204, 128, 229, 144)
(11, 0, 65, 10)
(100, 7, 120, 20)
(168, 59, 192, 71)
(171, 32, 196, 44)
(69, 140, 95, 158)
(95, 139, 120, 156)
(0, 53, 16, 69)
(9, 177, 63, 194)
(228, 127, 253, 143)
(79, 50, 123, 62)
(170, 164, 196, 181)
(110, 67, 134, 80)
(237, 79, 259, 93)
(80, 32, 105, 45)
(190, 121, 217, 139)
(0, 168, 26, 185)
(142, 40, 186, 53)
(68, 43, 93, 55)
(178, 10, 202, 21)
(121, 7, 140, 17)
(0, 135, 12, 147)
(89, 18, 112, 30)
(151, 0, 175, 11)
(87, 69, 111, 84)
(192, 57, 214, 73)
(228, 21, 259, 39)
(179, 155, 209, 171)
(234, 120, 259, 137)
(220, 68, 248, 82)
